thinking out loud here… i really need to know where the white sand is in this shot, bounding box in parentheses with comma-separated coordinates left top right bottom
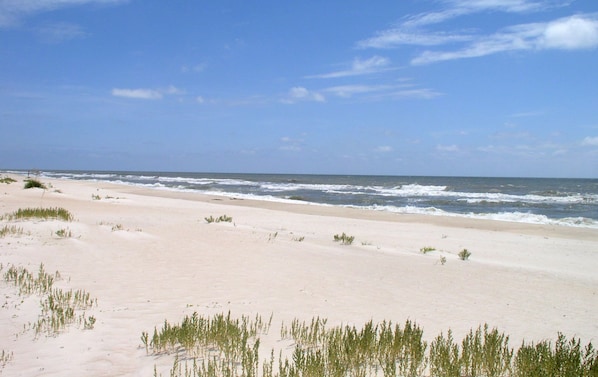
(1, 173, 597, 376)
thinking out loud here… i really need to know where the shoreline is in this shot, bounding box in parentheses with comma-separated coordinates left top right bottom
(1, 173, 597, 376)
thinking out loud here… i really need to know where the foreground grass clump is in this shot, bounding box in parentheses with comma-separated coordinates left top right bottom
(205, 215, 233, 224)
(333, 232, 355, 245)
(0, 176, 17, 184)
(2, 263, 97, 336)
(24, 178, 47, 189)
(0, 225, 24, 238)
(1, 207, 73, 222)
(146, 313, 598, 377)
(143, 312, 271, 376)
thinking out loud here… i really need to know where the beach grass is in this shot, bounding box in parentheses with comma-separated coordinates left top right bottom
(420, 246, 436, 254)
(2, 263, 97, 336)
(23, 178, 46, 189)
(458, 248, 472, 261)
(0, 225, 24, 238)
(1, 207, 74, 222)
(205, 215, 233, 224)
(333, 232, 355, 245)
(0, 176, 17, 184)
(148, 313, 598, 377)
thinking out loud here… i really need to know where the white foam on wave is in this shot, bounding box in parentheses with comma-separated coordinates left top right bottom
(366, 205, 598, 228)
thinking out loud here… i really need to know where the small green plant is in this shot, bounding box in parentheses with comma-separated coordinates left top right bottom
(333, 232, 354, 245)
(268, 231, 278, 241)
(91, 194, 101, 200)
(293, 236, 305, 242)
(3, 263, 97, 336)
(0, 349, 13, 369)
(1, 207, 73, 221)
(420, 246, 436, 254)
(458, 248, 472, 261)
(111, 224, 124, 231)
(55, 228, 72, 238)
(0, 176, 16, 184)
(205, 214, 233, 223)
(24, 178, 46, 189)
(0, 225, 24, 238)
(440, 256, 447, 265)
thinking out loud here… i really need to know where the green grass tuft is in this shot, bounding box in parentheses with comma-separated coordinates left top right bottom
(458, 248, 472, 261)
(0, 176, 17, 184)
(333, 232, 355, 245)
(24, 178, 46, 189)
(1, 207, 73, 222)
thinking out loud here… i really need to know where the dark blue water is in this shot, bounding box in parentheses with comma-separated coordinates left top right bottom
(23, 170, 598, 228)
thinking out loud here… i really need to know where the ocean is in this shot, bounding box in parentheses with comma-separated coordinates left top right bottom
(17, 170, 598, 229)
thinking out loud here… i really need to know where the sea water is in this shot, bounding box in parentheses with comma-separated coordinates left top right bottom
(21, 170, 598, 228)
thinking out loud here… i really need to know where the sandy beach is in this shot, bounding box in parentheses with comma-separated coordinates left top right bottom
(1, 173, 597, 376)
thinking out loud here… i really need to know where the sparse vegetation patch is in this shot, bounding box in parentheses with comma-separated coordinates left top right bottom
(205, 215, 233, 224)
(24, 178, 46, 189)
(2, 263, 97, 336)
(146, 313, 598, 377)
(333, 232, 355, 245)
(0, 225, 24, 238)
(1, 207, 73, 222)
(0, 176, 16, 184)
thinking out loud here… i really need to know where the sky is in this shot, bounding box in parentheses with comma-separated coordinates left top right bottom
(1, 0, 597, 178)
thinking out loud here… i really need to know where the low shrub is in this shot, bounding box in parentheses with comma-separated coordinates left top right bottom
(333, 232, 355, 245)
(205, 214, 233, 223)
(24, 178, 46, 189)
(458, 248, 472, 261)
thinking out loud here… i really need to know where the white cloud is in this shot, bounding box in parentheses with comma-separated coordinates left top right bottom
(412, 15, 598, 65)
(0, 0, 126, 27)
(582, 136, 598, 146)
(196, 96, 205, 104)
(111, 88, 162, 99)
(164, 85, 185, 95)
(281, 87, 325, 104)
(357, 0, 596, 65)
(540, 15, 598, 49)
(324, 84, 392, 98)
(374, 146, 393, 152)
(437, 144, 460, 152)
(307, 56, 394, 78)
(111, 85, 185, 100)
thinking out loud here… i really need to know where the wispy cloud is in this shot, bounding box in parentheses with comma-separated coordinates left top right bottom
(357, 0, 595, 65)
(374, 146, 393, 153)
(0, 0, 126, 27)
(323, 84, 393, 98)
(112, 88, 162, 100)
(307, 56, 395, 79)
(281, 87, 325, 104)
(111, 85, 184, 100)
(322, 83, 442, 101)
(437, 144, 460, 152)
(36, 22, 87, 43)
(582, 136, 598, 146)
(412, 15, 598, 65)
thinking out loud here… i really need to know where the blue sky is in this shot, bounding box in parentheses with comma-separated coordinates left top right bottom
(1, 0, 597, 177)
